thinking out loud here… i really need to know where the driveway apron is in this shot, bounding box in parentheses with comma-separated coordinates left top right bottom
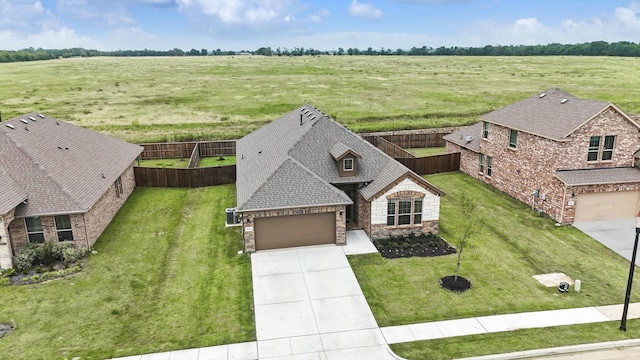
(251, 242, 398, 360)
(573, 219, 639, 266)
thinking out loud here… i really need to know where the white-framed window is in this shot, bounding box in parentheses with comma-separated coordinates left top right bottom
(387, 198, 424, 226)
(55, 215, 74, 242)
(479, 154, 485, 174)
(25, 217, 45, 243)
(482, 122, 490, 139)
(487, 156, 493, 176)
(602, 135, 615, 161)
(587, 136, 600, 161)
(115, 176, 123, 198)
(343, 158, 354, 171)
(509, 129, 517, 149)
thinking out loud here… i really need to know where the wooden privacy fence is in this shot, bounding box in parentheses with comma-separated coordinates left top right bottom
(134, 165, 236, 188)
(360, 130, 456, 149)
(395, 153, 460, 175)
(139, 140, 236, 160)
(362, 136, 415, 158)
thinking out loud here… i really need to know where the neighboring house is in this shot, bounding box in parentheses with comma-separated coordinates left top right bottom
(235, 105, 444, 252)
(0, 113, 143, 268)
(444, 88, 640, 224)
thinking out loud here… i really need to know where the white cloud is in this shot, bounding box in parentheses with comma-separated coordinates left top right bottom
(0, 26, 95, 49)
(310, 8, 329, 23)
(176, 0, 298, 26)
(349, 0, 383, 20)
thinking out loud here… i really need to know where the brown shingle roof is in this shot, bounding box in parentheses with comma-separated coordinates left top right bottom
(442, 122, 482, 152)
(0, 113, 143, 217)
(481, 88, 611, 140)
(555, 167, 640, 186)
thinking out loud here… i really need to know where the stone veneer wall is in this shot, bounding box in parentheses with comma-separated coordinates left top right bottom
(449, 108, 640, 223)
(357, 193, 371, 237)
(242, 205, 347, 252)
(369, 177, 440, 239)
(0, 209, 16, 269)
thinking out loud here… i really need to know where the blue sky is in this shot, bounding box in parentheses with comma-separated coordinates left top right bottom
(1, 1, 640, 51)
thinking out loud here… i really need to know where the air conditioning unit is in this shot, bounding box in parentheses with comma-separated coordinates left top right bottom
(225, 208, 241, 227)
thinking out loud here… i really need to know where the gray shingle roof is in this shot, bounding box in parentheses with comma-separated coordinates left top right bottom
(442, 122, 482, 152)
(481, 88, 611, 140)
(0, 113, 143, 217)
(236, 105, 442, 211)
(555, 167, 640, 186)
(330, 142, 361, 160)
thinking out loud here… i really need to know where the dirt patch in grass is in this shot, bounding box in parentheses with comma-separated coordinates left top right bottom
(373, 233, 456, 259)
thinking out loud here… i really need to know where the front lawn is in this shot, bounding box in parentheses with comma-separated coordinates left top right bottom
(350, 172, 640, 327)
(0, 186, 254, 360)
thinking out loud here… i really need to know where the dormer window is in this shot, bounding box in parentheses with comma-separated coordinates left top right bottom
(343, 158, 354, 171)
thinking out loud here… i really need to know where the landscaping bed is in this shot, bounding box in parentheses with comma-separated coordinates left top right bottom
(373, 233, 455, 259)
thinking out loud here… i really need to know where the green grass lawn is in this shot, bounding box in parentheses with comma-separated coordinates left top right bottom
(137, 158, 189, 168)
(391, 319, 640, 360)
(0, 186, 254, 360)
(350, 172, 640, 327)
(198, 156, 236, 167)
(1, 56, 639, 142)
(406, 147, 446, 157)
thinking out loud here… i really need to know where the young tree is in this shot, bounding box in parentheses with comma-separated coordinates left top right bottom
(454, 192, 480, 281)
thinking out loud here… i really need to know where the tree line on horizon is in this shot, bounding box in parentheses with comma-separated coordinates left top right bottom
(2, 41, 640, 63)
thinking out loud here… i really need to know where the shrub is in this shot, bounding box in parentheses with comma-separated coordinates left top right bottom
(63, 247, 89, 267)
(13, 250, 36, 273)
(1, 268, 16, 278)
(0, 277, 9, 286)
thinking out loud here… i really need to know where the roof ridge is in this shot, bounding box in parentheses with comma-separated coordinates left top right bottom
(287, 157, 353, 202)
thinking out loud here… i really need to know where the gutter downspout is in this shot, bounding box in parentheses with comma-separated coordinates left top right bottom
(83, 214, 90, 250)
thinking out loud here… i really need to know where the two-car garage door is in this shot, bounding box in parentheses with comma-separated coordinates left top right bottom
(254, 212, 336, 251)
(574, 191, 640, 222)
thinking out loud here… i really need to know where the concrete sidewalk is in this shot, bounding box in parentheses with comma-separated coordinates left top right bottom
(381, 303, 640, 345)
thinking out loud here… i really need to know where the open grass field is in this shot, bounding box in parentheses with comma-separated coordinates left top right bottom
(350, 172, 640, 327)
(0, 186, 254, 360)
(1, 56, 639, 143)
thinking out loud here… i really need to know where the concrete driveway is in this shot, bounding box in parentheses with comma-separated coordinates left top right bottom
(251, 231, 399, 360)
(573, 219, 639, 266)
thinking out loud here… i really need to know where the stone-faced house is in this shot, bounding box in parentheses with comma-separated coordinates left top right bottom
(0, 113, 143, 268)
(235, 105, 444, 252)
(444, 88, 640, 224)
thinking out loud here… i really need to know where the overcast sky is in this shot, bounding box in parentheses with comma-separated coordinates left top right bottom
(2, 1, 640, 51)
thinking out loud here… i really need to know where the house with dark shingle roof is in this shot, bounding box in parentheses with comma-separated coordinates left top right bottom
(235, 105, 444, 252)
(444, 88, 640, 224)
(0, 113, 142, 269)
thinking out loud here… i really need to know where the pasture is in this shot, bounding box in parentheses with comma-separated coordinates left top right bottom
(1, 56, 639, 143)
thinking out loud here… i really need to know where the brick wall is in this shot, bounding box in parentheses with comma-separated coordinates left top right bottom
(241, 205, 346, 252)
(450, 108, 640, 223)
(84, 164, 136, 247)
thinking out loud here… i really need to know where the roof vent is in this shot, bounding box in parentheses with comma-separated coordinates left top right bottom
(37, 114, 45, 118)
(28, 116, 36, 121)
(539, 93, 546, 98)
(561, 99, 569, 104)
(464, 135, 474, 143)
(20, 119, 28, 124)
(5, 124, 15, 129)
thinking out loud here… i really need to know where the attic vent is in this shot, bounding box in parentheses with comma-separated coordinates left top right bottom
(301, 107, 306, 112)
(310, 116, 316, 120)
(539, 93, 546, 98)
(5, 124, 15, 129)
(561, 99, 569, 104)
(29, 116, 36, 121)
(37, 114, 45, 118)
(20, 119, 28, 124)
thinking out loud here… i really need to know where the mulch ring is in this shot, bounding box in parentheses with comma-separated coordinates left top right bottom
(439, 275, 472, 292)
(373, 233, 456, 259)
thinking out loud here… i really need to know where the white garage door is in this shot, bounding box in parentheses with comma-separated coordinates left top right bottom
(575, 191, 640, 222)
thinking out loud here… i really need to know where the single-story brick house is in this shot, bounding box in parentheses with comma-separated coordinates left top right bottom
(235, 105, 444, 252)
(0, 113, 143, 268)
(444, 88, 640, 224)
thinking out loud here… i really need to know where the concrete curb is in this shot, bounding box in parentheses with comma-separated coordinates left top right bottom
(455, 339, 640, 360)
